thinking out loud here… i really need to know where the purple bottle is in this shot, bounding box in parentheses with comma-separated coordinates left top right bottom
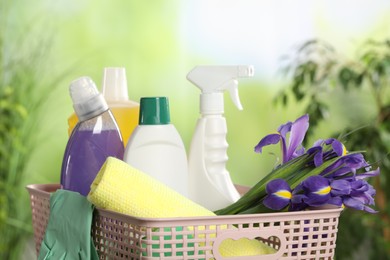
(61, 77, 124, 196)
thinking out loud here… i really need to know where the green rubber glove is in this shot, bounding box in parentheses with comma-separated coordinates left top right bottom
(38, 189, 99, 260)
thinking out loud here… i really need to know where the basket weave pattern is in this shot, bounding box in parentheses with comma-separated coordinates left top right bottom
(27, 184, 342, 260)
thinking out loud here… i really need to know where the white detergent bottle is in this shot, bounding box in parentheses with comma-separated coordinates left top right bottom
(123, 97, 188, 197)
(186, 65, 254, 211)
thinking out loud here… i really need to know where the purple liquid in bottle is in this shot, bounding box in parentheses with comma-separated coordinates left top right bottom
(61, 113, 124, 196)
(61, 76, 124, 196)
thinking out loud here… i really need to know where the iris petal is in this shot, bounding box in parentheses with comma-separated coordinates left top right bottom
(263, 194, 291, 210)
(277, 121, 292, 138)
(302, 176, 331, 206)
(303, 193, 330, 207)
(328, 196, 343, 207)
(355, 167, 380, 179)
(307, 146, 324, 167)
(331, 139, 345, 156)
(312, 139, 324, 147)
(266, 179, 291, 193)
(350, 179, 369, 192)
(353, 192, 375, 205)
(321, 153, 368, 177)
(290, 194, 308, 211)
(286, 114, 309, 162)
(342, 153, 368, 169)
(302, 176, 330, 194)
(275, 190, 292, 199)
(348, 179, 376, 205)
(330, 179, 351, 196)
(324, 138, 345, 156)
(320, 159, 343, 176)
(315, 186, 331, 195)
(343, 196, 365, 210)
(330, 166, 353, 177)
(254, 133, 281, 153)
(343, 196, 377, 213)
(264, 179, 292, 210)
(293, 147, 306, 158)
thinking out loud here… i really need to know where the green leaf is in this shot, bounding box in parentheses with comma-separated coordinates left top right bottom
(306, 61, 318, 83)
(292, 79, 305, 101)
(282, 92, 288, 106)
(338, 67, 353, 90)
(13, 104, 28, 119)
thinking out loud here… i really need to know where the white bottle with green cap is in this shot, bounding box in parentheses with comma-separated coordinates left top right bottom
(123, 97, 188, 197)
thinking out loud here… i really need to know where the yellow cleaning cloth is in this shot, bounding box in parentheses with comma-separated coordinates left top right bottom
(87, 157, 276, 257)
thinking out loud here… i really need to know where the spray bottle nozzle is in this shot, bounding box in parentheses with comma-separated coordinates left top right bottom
(238, 66, 255, 77)
(187, 65, 254, 114)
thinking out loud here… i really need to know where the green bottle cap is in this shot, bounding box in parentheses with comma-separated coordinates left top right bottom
(139, 97, 171, 125)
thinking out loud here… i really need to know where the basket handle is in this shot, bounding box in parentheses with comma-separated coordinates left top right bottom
(212, 228, 286, 260)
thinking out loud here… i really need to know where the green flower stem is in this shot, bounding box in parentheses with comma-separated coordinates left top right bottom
(223, 158, 340, 215)
(214, 153, 315, 215)
(214, 151, 363, 215)
(288, 156, 341, 189)
(239, 199, 282, 214)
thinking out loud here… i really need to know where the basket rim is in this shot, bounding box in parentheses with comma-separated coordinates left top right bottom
(96, 206, 343, 226)
(26, 183, 58, 194)
(27, 183, 343, 226)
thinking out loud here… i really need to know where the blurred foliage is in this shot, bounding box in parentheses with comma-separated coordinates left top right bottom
(0, 1, 61, 258)
(276, 39, 390, 259)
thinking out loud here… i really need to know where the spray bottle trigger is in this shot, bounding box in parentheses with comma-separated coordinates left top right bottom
(225, 79, 243, 110)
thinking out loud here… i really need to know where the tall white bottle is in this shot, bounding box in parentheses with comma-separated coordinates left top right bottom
(123, 97, 188, 197)
(186, 65, 254, 211)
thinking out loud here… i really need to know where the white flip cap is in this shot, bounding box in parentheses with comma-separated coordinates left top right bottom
(102, 67, 129, 102)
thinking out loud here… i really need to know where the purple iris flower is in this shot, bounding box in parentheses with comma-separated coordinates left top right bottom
(349, 179, 376, 205)
(342, 179, 377, 214)
(264, 179, 312, 211)
(290, 198, 307, 211)
(301, 176, 332, 206)
(321, 153, 369, 177)
(343, 197, 377, 213)
(290, 191, 308, 211)
(255, 114, 379, 214)
(341, 153, 369, 170)
(301, 176, 352, 207)
(323, 138, 346, 157)
(255, 114, 309, 163)
(307, 138, 346, 167)
(263, 179, 292, 210)
(297, 175, 377, 213)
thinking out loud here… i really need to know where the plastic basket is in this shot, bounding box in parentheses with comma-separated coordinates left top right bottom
(27, 184, 342, 260)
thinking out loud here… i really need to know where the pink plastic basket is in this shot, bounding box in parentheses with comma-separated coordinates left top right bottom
(27, 184, 342, 260)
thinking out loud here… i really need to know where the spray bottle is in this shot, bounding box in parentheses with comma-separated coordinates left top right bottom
(186, 65, 254, 211)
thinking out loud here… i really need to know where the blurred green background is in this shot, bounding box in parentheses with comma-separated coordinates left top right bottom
(1, 0, 390, 259)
